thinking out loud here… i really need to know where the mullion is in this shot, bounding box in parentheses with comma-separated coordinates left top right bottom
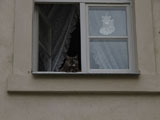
(89, 36, 128, 39)
(88, 37, 128, 41)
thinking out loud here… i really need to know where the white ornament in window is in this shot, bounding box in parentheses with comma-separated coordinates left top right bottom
(99, 14, 115, 35)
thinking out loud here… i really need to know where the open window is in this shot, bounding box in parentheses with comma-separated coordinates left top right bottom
(32, 1, 138, 74)
(33, 3, 81, 72)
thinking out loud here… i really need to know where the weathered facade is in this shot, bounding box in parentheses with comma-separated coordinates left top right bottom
(1, 0, 160, 119)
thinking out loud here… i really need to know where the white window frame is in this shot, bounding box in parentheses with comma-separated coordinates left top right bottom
(32, 0, 139, 74)
(86, 4, 136, 73)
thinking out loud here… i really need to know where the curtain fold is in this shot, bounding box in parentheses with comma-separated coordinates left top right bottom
(90, 40, 129, 69)
(38, 4, 78, 71)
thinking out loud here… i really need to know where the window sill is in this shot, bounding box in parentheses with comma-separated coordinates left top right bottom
(32, 71, 140, 75)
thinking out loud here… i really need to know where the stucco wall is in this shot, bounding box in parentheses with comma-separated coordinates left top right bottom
(1, 0, 160, 120)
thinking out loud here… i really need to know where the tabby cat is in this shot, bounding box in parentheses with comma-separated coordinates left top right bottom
(60, 55, 80, 72)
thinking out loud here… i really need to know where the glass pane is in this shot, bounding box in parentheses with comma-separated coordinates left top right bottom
(90, 39, 129, 69)
(89, 6, 127, 36)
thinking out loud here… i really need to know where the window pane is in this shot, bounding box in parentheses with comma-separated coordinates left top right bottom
(90, 39, 129, 69)
(89, 6, 127, 36)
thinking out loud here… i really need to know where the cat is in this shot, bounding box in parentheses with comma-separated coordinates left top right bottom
(60, 55, 80, 72)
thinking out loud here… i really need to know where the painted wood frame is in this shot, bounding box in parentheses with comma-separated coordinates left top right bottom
(86, 3, 137, 73)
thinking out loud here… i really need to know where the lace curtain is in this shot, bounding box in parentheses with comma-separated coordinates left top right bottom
(89, 7, 129, 69)
(38, 4, 78, 71)
(90, 40, 129, 69)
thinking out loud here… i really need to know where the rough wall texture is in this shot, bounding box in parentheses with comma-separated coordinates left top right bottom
(1, 0, 160, 120)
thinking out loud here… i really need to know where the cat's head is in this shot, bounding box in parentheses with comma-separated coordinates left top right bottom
(65, 55, 78, 67)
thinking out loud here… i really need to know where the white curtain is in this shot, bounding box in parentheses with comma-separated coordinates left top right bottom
(89, 7, 129, 69)
(38, 4, 78, 71)
(89, 6, 127, 36)
(90, 40, 129, 69)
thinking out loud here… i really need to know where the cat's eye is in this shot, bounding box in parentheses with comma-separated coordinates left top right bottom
(32, 1, 139, 74)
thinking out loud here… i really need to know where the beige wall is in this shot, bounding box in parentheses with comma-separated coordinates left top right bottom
(1, 0, 160, 119)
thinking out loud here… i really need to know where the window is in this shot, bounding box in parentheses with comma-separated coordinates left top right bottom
(32, 0, 138, 74)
